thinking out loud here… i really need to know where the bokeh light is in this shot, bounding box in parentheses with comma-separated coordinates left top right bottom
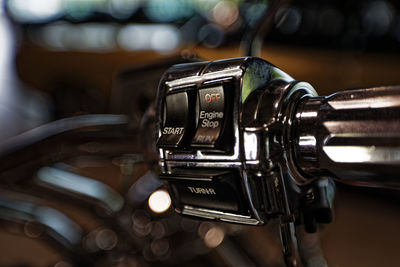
(275, 6, 302, 35)
(8, 0, 64, 23)
(362, 0, 394, 36)
(108, 0, 141, 19)
(148, 189, 171, 214)
(95, 228, 118, 250)
(204, 226, 225, 248)
(118, 24, 181, 53)
(212, 0, 239, 27)
(144, 0, 193, 22)
(198, 222, 225, 248)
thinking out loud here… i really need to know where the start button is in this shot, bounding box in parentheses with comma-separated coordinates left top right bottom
(157, 92, 189, 148)
(192, 85, 225, 147)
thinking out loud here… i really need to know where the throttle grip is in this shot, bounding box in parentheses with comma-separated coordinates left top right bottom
(293, 86, 400, 189)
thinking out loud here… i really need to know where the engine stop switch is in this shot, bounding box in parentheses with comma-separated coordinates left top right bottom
(192, 85, 225, 148)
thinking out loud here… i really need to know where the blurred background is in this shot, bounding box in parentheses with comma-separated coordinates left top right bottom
(0, 0, 399, 266)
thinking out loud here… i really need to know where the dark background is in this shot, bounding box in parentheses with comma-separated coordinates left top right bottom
(0, 0, 399, 266)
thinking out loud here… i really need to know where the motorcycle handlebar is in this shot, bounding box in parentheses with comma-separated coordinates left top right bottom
(293, 85, 400, 189)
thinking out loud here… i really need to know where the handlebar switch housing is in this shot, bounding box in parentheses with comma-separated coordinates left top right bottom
(156, 57, 323, 226)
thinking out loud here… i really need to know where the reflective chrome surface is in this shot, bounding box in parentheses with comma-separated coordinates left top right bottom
(156, 57, 324, 266)
(293, 86, 400, 189)
(156, 57, 301, 226)
(156, 56, 400, 266)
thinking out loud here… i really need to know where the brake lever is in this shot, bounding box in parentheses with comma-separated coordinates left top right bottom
(154, 57, 400, 266)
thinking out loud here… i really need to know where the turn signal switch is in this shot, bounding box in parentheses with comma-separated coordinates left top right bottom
(155, 57, 400, 266)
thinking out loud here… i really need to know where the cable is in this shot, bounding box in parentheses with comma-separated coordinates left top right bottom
(240, 0, 291, 57)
